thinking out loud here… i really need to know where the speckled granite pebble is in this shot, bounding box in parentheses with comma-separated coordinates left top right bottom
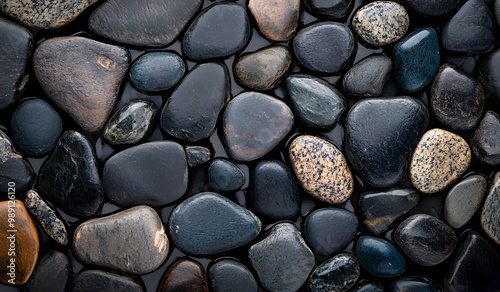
(343, 54, 392, 97)
(308, 253, 360, 292)
(471, 111, 500, 165)
(24, 251, 71, 292)
(129, 52, 185, 92)
(72, 270, 144, 292)
(480, 172, 500, 245)
(158, 259, 208, 292)
(445, 175, 487, 229)
(208, 159, 245, 191)
(248, 0, 300, 42)
(391, 276, 442, 292)
(186, 146, 211, 167)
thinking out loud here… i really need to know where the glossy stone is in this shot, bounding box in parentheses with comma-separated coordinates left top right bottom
(354, 281, 384, 292)
(248, 223, 315, 292)
(289, 135, 353, 204)
(395, 214, 457, 266)
(186, 146, 211, 167)
(223, 92, 293, 161)
(129, 52, 185, 92)
(209, 259, 258, 292)
(161, 63, 229, 142)
(356, 236, 405, 277)
(169, 192, 261, 255)
(24, 251, 71, 292)
(208, 159, 245, 191)
(471, 111, 500, 165)
(89, 0, 202, 47)
(342, 54, 392, 97)
(479, 49, 500, 104)
(308, 253, 360, 292)
(158, 259, 208, 292)
(0, 130, 35, 191)
(305, 0, 354, 19)
(345, 97, 429, 187)
(390, 276, 442, 292)
(445, 175, 487, 229)
(286, 74, 346, 129)
(34, 36, 130, 132)
(248, 0, 300, 41)
(71, 270, 143, 292)
(400, 0, 461, 16)
(73, 205, 169, 274)
(481, 172, 500, 244)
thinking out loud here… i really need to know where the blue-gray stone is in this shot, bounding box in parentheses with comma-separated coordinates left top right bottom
(472, 111, 500, 165)
(353, 281, 384, 292)
(0, 130, 35, 191)
(129, 52, 185, 92)
(209, 259, 258, 292)
(479, 49, 500, 105)
(71, 270, 143, 292)
(308, 253, 360, 292)
(400, 0, 462, 16)
(390, 276, 442, 292)
(185, 146, 211, 167)
(305, 0, 354, 18)
(445, 175, 487, 229)
(342, 54, 392, 97)
(356, 236, 405, 277)
(208, 159, 245, 191)
(24, 251, 71, 292)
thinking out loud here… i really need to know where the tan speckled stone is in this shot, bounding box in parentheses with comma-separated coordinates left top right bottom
(289, 135, 353, 204)
(248, 0, 300, 42)
(410, 129, 471, 194)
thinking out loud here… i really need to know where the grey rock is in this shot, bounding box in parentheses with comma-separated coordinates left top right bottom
(308, 253, 360, 292)
(0, 129, 35, 191)
(481, 172, 500, 245)
(71, 270, 143, 292)
(208, 159, 245, 191)
(445, 175, 487, 229)
(343, 54, 392, 97)
(185, 146, 211, 167)
(471, 111, 500, 165)
(209, 259, 258, 292)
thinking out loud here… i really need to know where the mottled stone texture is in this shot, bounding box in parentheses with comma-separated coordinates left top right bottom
(481, 172, 500, 245)
(248, 0, 300, 41)
(0, 130, 35, 191)
(158, 259, 209, 292)
(471, 111, 500, 165)
(308, 253, 360, 291)
(185, 146, 211, 167)
(24, 251, 71, 292)
(71, 270, 143, 292)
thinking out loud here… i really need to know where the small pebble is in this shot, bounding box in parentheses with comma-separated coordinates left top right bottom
(353, 281, 384, 292)
(445, 175, 487, 229)
(129, 51, 185, 92)
(400, 0, 461, 16)
(208, 159, 245, 191)
(24, 251, 71, 292)
(0, 130, 35, 191)
(356, 236, 406, 277)
(71, 270, 143, 292)
(158, 259, 208, 292)
(185, 146, 211, 167)
(342, 54, 392, 97)
(390, 276, 442, 292)
(209, 259, 258, 292)
(305, 0, 354, 19)
(308, 253, 360, 292)
(471, 111, 500, 165)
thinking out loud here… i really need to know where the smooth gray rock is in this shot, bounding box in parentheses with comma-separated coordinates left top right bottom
(343, 54, 392, 97)
(208, 159, 245, 191)
(209, 260, 258, 292)
(129, 51, 185, 92)
(481, 172, 500, 245)
(445, 175, 487, 229)
(471, 111, 500, 165)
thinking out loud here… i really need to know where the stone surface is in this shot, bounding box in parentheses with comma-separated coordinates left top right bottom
(391, 276, 442, 292)
(354, 281, 385, 292)
(479, 49, 500, 104)
(293, 22, 354, 73)
(395, 214, 457, 266)
(445, 175, 487, 229)
(345, 97, 429, 187)
(209, 259, 258, 292)
(169, 192, 261, 255)
(308, 253, 360, 292)
(248, 223, 315, 292)
(208, 159, 245, 191)
(286, 74, 346, 129)
(223, 92, 293, 161)
(496, 0, 500, 25)
(0, 130, 35, 191)
(400, 0, 461, 16)
(34, 36, 130, 132)
(471, 111, 500, 165)
(161, 63, 229, 142)
(73, 205, 169, 274)
(71, 270, 143, 292)
(352, 1, 409, 46)
(410, 129, 471, 194)
(158, 259, 208, 292)
(342, 54, 392, 97)
(305, 0, 354, 19)
(130, 52, 185, 92)
(248, 0, 300, 41)
(289, 135, 353, 204)
(89, 0, 202, 47)
(481, 172, 500, 244)
(24, 251, 71, 292)
(356, 236, 406, 277)
(185, 146, 211, 167)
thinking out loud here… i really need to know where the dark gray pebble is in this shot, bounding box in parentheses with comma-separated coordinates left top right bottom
(24, 251, 71, 292)
(71, 270, 143, 292)
(471, 111, 500, 165)
(343, 54, 392, 97)
(305, 0, 354, 19)
(308, 253, 360, 292)
(208, 159, 245, 191)
(129, 52, 185, 92)
(185, 146, 211, 167)
(209, 259, 258, 292)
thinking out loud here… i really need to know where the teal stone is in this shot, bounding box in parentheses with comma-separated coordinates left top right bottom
(356, 236, 405, 277)
(308, 253, 360, 292)
(129, 51, 185, 92)
(208, 159, 245, 191)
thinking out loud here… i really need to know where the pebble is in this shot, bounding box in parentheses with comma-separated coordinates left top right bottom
(24, 251, 71, 292)
(251, 160, 301, 219)
(390, 276, 442, 292)
(304, 0, 354, 19)
(479, 49, 500, 104)
(356, 236, 406, 277)
(38, 131, 104, 216)
(185, 146, 212, 167)
(308, 253, 360, 292)
(183, 2, 250, 60)
(286, 74, 346, 129)
(345, 97, 429, 187)
(34, 36, 130, 132)
(248, 223, 315, 292)
(471, 111, 500, 165)
(481, 172, 500, 244)
(103, 141, 187, 206)
(73, 205, 169, 274)
(71, 270, 143, 292)
(234, 46, 291, 91)
(445, 175, 487, 229)
(395, 214, 457, 266)
(209, 259, 258, 292)
(208, 159, 245, 191)
(410, 129, 471, 194)
(161, 63, 229, 142)
(342, 54, 392, 97)
(393, 27, 440, 92)
(89, 0, 202, 47)
(129, 52, 185, 92)
(293, 22, 354, 73)
(354, 281, 384, 292)
(248, 0, 300, 41)
(352, 1, 409, 46)
(0, 130, 35, 191)
(360, 189, 420, 235)
(158, 259, 208, 292)
(400, 0, 461, 16)
(223, 92, 294, 161)
(289, 135, 354, 204)
(497, 0, 500, 25)
(304, 208, 358, 259)
(169, 192, 261, 255)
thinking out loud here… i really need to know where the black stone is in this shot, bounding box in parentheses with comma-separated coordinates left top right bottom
(71, 270, 144, 292)
(308, 253, 360, 291)
(304, 0, 354, 19)
(208, 159, 245, 191)
(185, 146, 211, 167)
(0, 130, 35, 191)
(400, 0, 462, 16)
(479, 49, 500, 106)
(471, 111, 500, 165)
(390, 276, 442, 292)
(24, 251, 71, 292)
(354, 280, 385, 292)
(209, 259, 258, 292)
(342, 54, 392, 97)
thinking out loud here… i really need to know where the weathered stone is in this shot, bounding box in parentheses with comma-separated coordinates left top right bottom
(129, 52, 185, 92)
(308, 253, 360, 292)
(445, 175, 487, 229)
(0, 130, 35, 191)
(185, 146, 211, 167)
(209, 260, 258, 292)
(24, 251, 71, 292)
(208, 159, 245, 191)
(481, 172, 500, 245)
(71, 270, 143, 292)
(248, 0, 300, 41)
(158, 259, 208, 292)
(343, 54, 392, 97)
(356, 236, 406, 277)
(471, 111, 500, 165)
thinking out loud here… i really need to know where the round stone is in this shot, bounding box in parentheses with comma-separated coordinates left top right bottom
(209, 260, 258, 292)
(129, 52, 185, 92)
(308, 253, 360, 292)
(158, 259, 208, 292)
(445, 175, 487, 229)
(471, 111, 500, 165)
(247, 0, 300, 42)
(208, 159, 245, 191)
(356, 236, 406, 277)
(24, 251, 71, 292)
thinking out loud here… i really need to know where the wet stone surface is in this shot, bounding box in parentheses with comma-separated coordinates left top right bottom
(158, 259, 208, 292)
(400, 0, 461, 17)
(445, 175, 487, 229)
(208, 159, 245, 191)
(185, 146, 211, 167)
(356, 236, 406, 278)
(342, 54, 392, 97)
(71, 270, 144, 292)
(24, 251, 71, 292)
(248, 0, 300, 42)
(305, 0, 354, 19)
(481, 172, 500, 245)
(129, 52, 185, 92)
(308, 252, 360, 292)
(390, 276, 442, 292)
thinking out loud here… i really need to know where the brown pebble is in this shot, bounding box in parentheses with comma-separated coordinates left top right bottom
(158, 259, 209, 292)
(248, 0, 300, 42)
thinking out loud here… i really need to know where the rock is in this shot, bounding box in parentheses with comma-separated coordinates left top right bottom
(248, 0, 300, 41)
(390, 276, 442, 292)
(248, 223, 315, 292)
(208, 159, 245, 191)
(304, 0, 354, 19)
(73, 205, 169, 274)
(223, 92, 293, 161)
(169, 192, 261, 255)
(286, 74, 346, 129)
(471, 111, 500, 165)
(345, 97, 429, 187)
(442, 0, 496, 53)
(354, 281, 385, 292)
(394, 214, 457, 266)
(251, 160, 301, 219)
(89, 0, 202, 47)
(308, 253, 360, 292)
(34, 36, 130, 132)
(24, 251, 71, 292)
(186, 146, 211, 167)
(183, 3, 250, 60)
(481, 172, 500, 244)
(352, 1, 409, 46)
(0, 200, 39, 285)
(400, 0, 461, 16)
(410, 128, 471, 194)
(161, 63, 229, 142)
(103, 99, 157, 145)
(234, 46, 291, 91)
(496, 0, 500, 25)
(342, 54, 392, 97)
(289, 135, 353, 204)
(129, 52, 185, 92)
(478, 49, 500, 104)
(103, 141, 187, 207)
(293, 22, 354, 73)
(356, 236, 406, 277)
(0, 130, 35, 191)
(445, 175, 487, 229)
(38, 131, 104, 216)
(304, 208, 358, 258)
(209, 259, 258, 292)
(0, 19, 32, 109)
(158, 259, 208, 292)
(71, 270, 143, 292)
(360, 189, 420, 235)
(393, 27, 440, 92)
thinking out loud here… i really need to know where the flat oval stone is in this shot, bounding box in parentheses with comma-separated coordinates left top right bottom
(161, 63, 229, 142)
(345, 97, 429, 187)
(308, 253, 360, 292)
(289, 135, 353, 204)
(223, 92, 294, 161)
(342, 54, 392, 97)
(0, 130, 35, 191)
(158, 259, 208, 292)
(186, 146, 212, 167)
(71, 270, 143, 292)
(356, 236, 406, 277)
(481, 172, 500, 244)
(395, 214, 457, 266)
(234, 46, 291, 91)
(89, 0, 202, 47)
(354, 281, 384, 292)
(400, 0, 461, 16)
(208, 159, 245, 191)
(73, 205, 169, 274)
(286, 74, 346, 129)
(471, 111, 500, 165)
(169, 192, 261, 255)
(479, 49, 500, 104)
(305, 0, 354, 19)
(24, 251, 71, 292)
(445, 175, 487, 229)
(209, 259, 258, 292)
(390, 276, 442, 292)
(410, 129, 471, 194)
(34, 36, 130, 132)
(248, 0, 300, 41)
(352, 1, 409, 46)
(293, 22, 354, 73)
(130, 52, 185, 92)
(183, 3, 250, 60)
(249, 223, 315, 292)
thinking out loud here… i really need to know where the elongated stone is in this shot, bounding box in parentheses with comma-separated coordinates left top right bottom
(400, 0, 461, 16)
(0, 130, 35, 191)
(445, 175, 487, 229)
(71, 270, 143, 292)
(471, 111, 500, 165)
(248, 0, 300, 41)
(24, 251, 71, 292)
(481, 172, 500, 245)
(391, 276, 442, 291)
(209, 260, 258, 292)
(208, 159, 245, 191)
(354, 281, 384, 292)
(308, 253, 360, 292)
(158, 259, 208, 292)
(129, 52, 185, 92)
(343, 54, 392, 97)
(356, 236, 406, 277)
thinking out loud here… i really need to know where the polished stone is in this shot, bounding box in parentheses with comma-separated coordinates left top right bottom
(158, 259, 208, 292)
(356, 236, 405, 277)
(445, 175, 487, 228)
(0, 130, 35, 191)
(208, 159, 245, 191)
(129, 52, 185, 92)
(305, 0, 354, 19)
(390, 276, 442, 292)
(24, 251, 70, 292)
(479, 49, 500, 104)
(209, 259, 258, 292)
(343, 54, 392, 97)
(400, 0, 461, 16)
(185, 146, 212, 167)
(71, 270, 143, 292)
(248, 0, 300, 41)
(308, 253, 360, 292)
(471, 111, 500, 165)
(353, 281, 384, 292)
(481, 172, 500, 244)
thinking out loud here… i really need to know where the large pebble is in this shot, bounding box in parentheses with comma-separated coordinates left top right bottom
(400, 0, 461, 16)
(0, 130, 35, 191)
(445, 175, 487, 229)
(248, 0, 300, 41)
(209, 259, 258, 292)
(305, 0, 354, 19)
(471, 111, 500, 165)
(158, 259, 208, 292)
(390, 276, 442, 292)
(129, 52, 185, 92)
(208, 159, 245, 191)
(71, 270, 143, 292)
(24, 251, 71, 292)
(308, 253, 360, 292)
(342, 54, 392, 97)
(481, 172, 500, 244)
(479, 49, 500, 104)
(356, 236, 405, 277)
